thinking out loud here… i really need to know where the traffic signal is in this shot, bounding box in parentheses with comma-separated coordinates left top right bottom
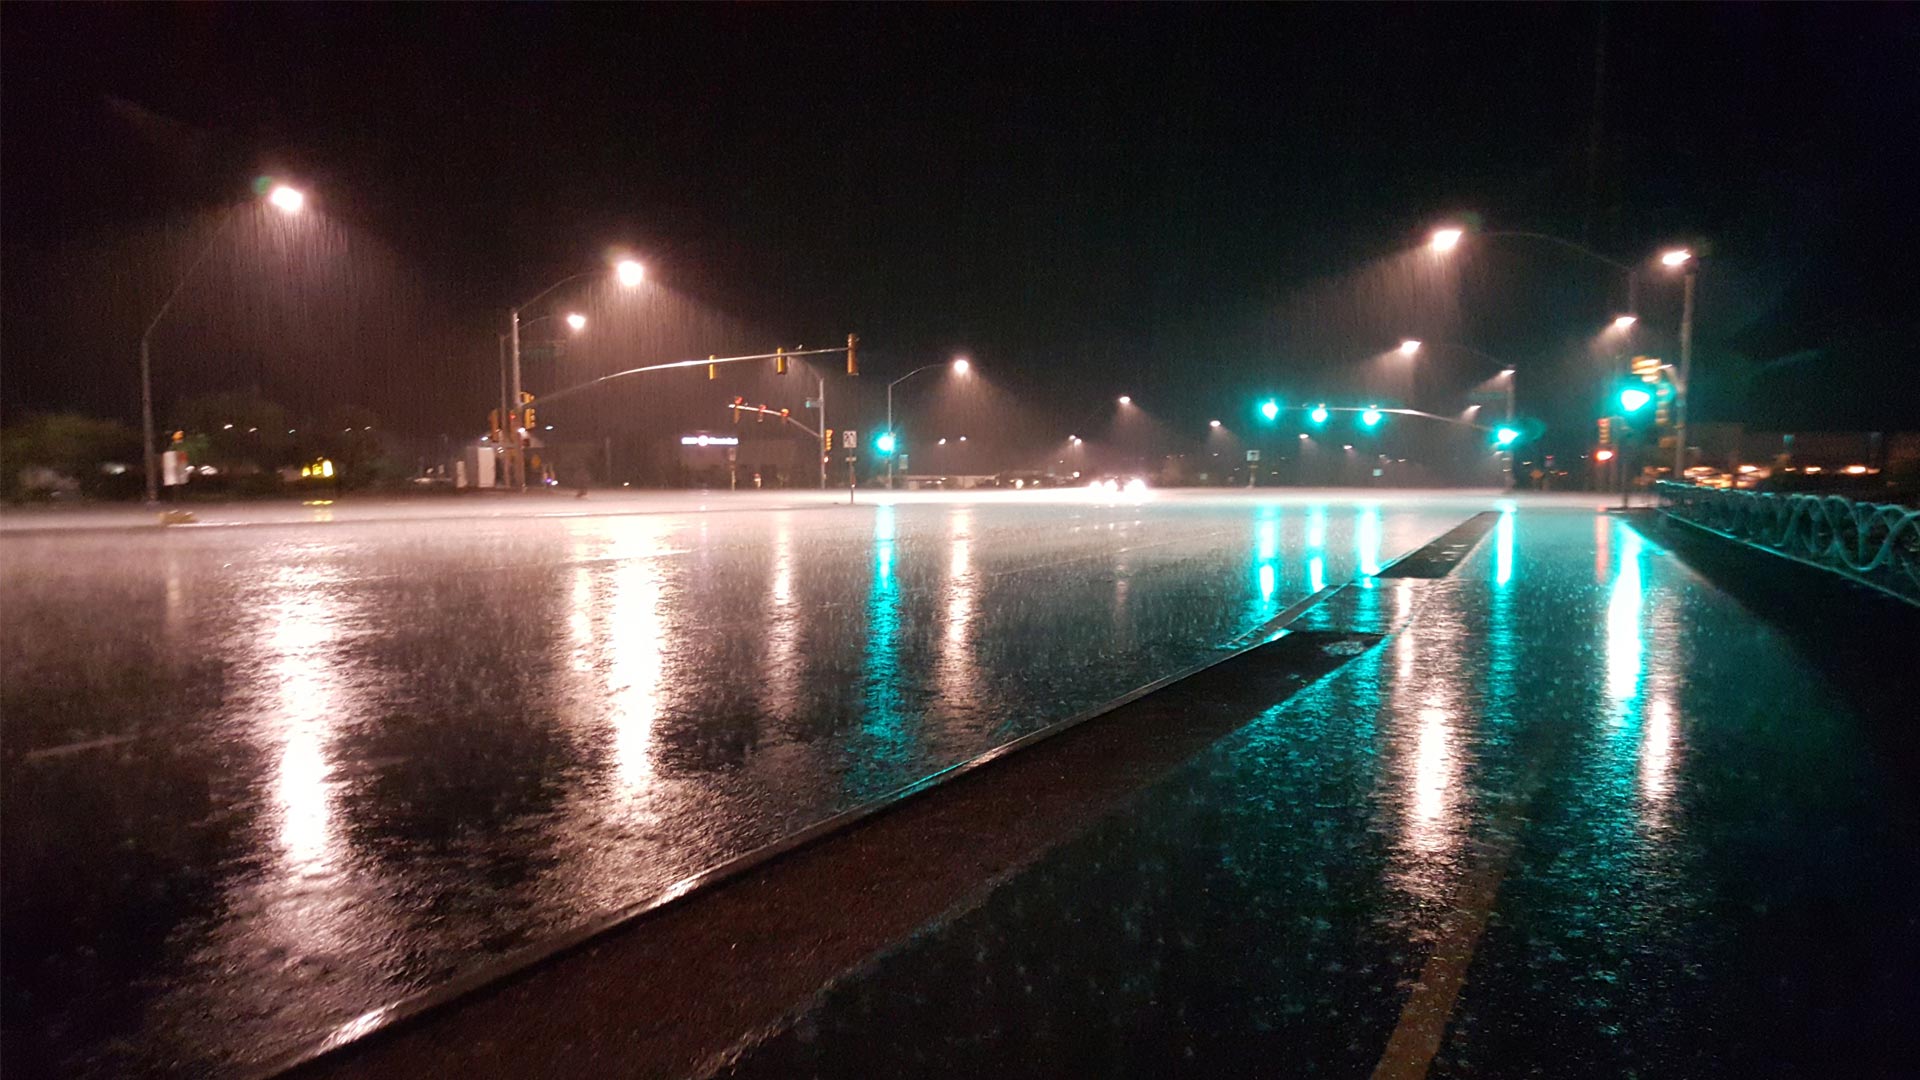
(732, 396, 746, 423)
(1260, 399, 1280, 422)
(1631, 355, 1662, 383)
(1620, 387, 1652, 413)
(756, 403, 766, 422)
(1494, 426, 1520, 447)
(775, 347, 788, 375)
(524, 407, 536, 428)
(846, 334, 858, 375)
(1310, 404, 1330, 425)
(875, 431, 897, 455)
(1597, 417, 1612, 447)
(709, 355, 717, 380)
(824, 428, 834, 453)
(489, 408, 501, 438)
(519, 391, 535, 405)
(1360, 406, 1383, 428)
(779, 408, 790, 421)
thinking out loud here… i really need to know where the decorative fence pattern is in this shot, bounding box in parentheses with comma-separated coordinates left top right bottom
(1655, 481, 1920, 605)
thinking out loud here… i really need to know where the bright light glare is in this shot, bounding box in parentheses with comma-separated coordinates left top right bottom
(1260, 399, 1280, 421)
(565, 312, 587, 331)
(1310, 405, 1329, 424)
(1398, 339, 1421, 356)
(268, 185, 305, 213)
(615, 259, 645, 286)
(1124, 477, 1148, 495)
(1209, 419, 1222, 428)
(1361, 407, 1383, 427)
(875, 432, 897, 454)
(1660, 248, 1693, 268)
(1620, 388, 1652, 412)
(1430, 227, 1464, 253)
(1069, 435, 1082, 445)
(953, 358, 971, 375)
(1495, 426, 1520, 447)
(1611, 315, 1637, 331)
(1595, 449, 1616, 462)
(1117, 395, 1132, 405)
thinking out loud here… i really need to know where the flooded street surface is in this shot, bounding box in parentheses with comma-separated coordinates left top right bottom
(1, 490, 1487, 1077)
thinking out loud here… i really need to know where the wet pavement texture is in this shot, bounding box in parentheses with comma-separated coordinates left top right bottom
(1, 489, 1487, 1077)
(726, 509, 1920, 1079)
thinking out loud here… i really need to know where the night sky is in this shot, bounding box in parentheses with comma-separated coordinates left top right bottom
(5, 5, 1918, 460)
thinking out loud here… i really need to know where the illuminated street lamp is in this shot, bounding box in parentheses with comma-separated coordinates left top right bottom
(886, 356, 973, 487)
(507, 256, 647, 488)
(565, 312, 587, 331)
(1660, 248, 1693, 268)
(140, 180, 307, 503)
(1611, 314, 1637, 331)
(1398, 339, 1422, 356)
(1429, 227, 1464, 253)
(1118, 395, 1132, 405)
(1209, 419, 1222, 429)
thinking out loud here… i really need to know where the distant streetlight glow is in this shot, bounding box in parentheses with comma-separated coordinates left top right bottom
(1595, 449, 1616, 462)
(1430, 227, 1464, 253)
(953, 357, 971, 375)
(1117, 395, 1132, 405)
(1660, 248, 1693, 268)
(1209, 419, 1222, 428)
(1069, 436, 1082, 445)
(565, 312, 587, 331)
(268, 185, 305, 214)
(615, 259, 646, 286)
(1611, 315, 1637, 331)
(1399, 339, 1421, 356)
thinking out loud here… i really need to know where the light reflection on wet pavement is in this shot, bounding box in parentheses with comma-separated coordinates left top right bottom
(728, 508, 1920, 1078)
(1, 490, 1481, 1077)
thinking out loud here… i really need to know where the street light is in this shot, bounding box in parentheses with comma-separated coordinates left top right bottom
(1430, 227, 1464, 253)
(140, 181, 307, 503)
(565, 312, 587, 331)
(507, 256, 647, 488)
(1611, 315, 1637, 331)
(1209, 419, 1222, 428)
(1660, 248, 1693, 268)
(1398, 339, 1422, 356)
(885, 356, 973, 488)
(1117, 395, 1132, 405)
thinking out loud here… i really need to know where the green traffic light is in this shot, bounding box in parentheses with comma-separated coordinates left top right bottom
(875, 432, 897, 454)
(1494, 426, 1519, 447)
(1309, 404, 1329, 424)
(1260, 399, 1280, 422)
(1620, 388, 1652, 412)
(1360, 406, 1383, 428)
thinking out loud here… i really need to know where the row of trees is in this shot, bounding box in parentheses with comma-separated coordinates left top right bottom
(2, 392, 400, 500)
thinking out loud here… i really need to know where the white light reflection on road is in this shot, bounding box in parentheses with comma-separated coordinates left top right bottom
(1606, 523, 1645, 704)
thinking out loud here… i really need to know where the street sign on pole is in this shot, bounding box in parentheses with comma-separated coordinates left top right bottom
(1246, 449, 1261, 462)
(842, 430, 858, 449)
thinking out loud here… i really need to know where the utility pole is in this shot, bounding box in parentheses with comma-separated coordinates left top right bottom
(817, 373, 828, 490)
(508, 308, 525, 490)
(1673, 268, 1696, 478)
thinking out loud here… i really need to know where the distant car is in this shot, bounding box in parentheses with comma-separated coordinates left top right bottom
(1084, 473, 1149, 495)
(995, 470, 1063, 490)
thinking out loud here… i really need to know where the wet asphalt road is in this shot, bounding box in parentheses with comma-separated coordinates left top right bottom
(1, 489, 1493, 1077)
(726, 510, 1920, 1079)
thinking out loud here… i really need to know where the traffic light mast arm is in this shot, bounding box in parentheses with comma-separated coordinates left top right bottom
(536, 341, 858, 408)
(727, 404, 821, 439)
(1301, 405, 1497, 433)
